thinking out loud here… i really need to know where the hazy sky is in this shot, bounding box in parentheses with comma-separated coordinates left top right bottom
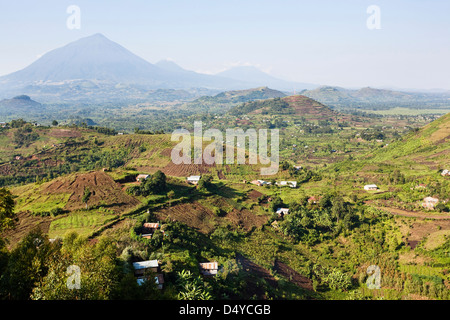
(1, 0, 449, 90)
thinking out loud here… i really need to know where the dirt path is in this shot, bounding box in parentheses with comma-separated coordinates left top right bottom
(374, 206, 450, 220)
(373, 205, 450, 249)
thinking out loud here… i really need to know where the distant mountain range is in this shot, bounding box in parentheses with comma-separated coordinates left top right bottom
(301, 86, 450, 110)
(0, 34, 317, 102)
(216, 66, 317, 91)
(1, 33, 449, 107)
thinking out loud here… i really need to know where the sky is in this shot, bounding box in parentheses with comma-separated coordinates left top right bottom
(1, 0, 449, 90)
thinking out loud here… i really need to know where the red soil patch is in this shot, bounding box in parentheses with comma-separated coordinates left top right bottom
(247, 189, 263, 200)
(1, 212, 52, 249)
(406, 220, 450, 249)
(274, 260, 314, 291)
(225, 208, 268, 230)
(155, 201, 217, 234)
(42, 171, 140, 213)
(154, 200, 268, 234)
(236, 254, 278, 298)
(48, 129, 82, 138)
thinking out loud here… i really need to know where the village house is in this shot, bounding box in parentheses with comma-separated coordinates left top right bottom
(133, 260, 164, 289)
(136, 274, 164, 289)
(250, 180, 271, 186)
(276, 208, 290, 217)
(186, 175, 201, 185)
(141, 222, 163, 239)
(133, 260, 159, 276)
(308, 196, 321, 204)
(364, 184, 378, 191)
(276, 181, 297, 188)
(422, 196, 439, 210)
(136, 174, 149, 182)
(199, 262, 218, 276)
(441, 169, 450, 177)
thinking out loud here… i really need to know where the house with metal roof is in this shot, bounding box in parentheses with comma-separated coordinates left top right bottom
(199, 262, 218, 276)
(186, 175, 201, 184)
(133, 260, 159, 276)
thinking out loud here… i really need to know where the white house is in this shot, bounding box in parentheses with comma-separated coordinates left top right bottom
(276, 208, 290, 216)
(441, 169, 450, 177)
(276, 181, 297, 188)
(187, 175, 201, 185)
(136, 174, 149, 182)
(422, 196, 439, 210)
(364, 184, 378, 191)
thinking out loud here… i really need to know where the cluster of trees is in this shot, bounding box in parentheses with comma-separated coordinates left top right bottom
(289, 167, 321, 184)
(301, 124, 334, 134)
(197, 175, 213, 192)
(13, 124, 39, 147)
(0, 229, 164, 300)
(134, 128, 165, 135)
(359, 129, 385, 141)
(274, 193, 359, 245)
(126, 171, 167, 196)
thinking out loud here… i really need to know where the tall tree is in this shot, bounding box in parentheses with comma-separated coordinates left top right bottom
(0, 188, 17, 232)
(82, 187, 92, 209)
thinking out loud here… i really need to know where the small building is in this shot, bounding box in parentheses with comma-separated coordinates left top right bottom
(293, 165, 302, 170)
(441, 169, 450, 177)
(136, 174, 149, 182)
(250, 179, 271, 186)
(186, 175, 201, 185)
(132, 260, 159, 277)
(141, 222, 162, 239)
(276, 208, 290, 217)
(137, 274, 165, 289)
(276, 181, 297, 188)
(308, 196, 320, 204)
(364, 184, 378, 191)
(199, 262, 218, 276)
(422, 196, 439, 210)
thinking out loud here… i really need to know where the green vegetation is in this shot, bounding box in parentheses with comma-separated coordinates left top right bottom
(0, 97, 449, 301)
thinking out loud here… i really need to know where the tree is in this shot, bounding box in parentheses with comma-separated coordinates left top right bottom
(167, 190, 175, 207)
(0, 188, 17, 232)
(197, 175, 213, 192)
(82, 187, 92, 209)
(0, 228, 58, 300)
(176, 269, 212, 300)
(51, 120, 58, 126)
(31, 233, 123, 300)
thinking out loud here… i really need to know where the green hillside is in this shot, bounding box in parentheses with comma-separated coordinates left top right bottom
(181, 86, 286, 113)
